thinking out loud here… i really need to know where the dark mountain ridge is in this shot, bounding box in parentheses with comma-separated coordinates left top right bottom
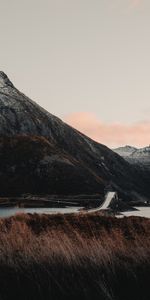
(0, 72, 149, 201)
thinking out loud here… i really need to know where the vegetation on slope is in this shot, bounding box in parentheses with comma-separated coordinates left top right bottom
(0, 135, 150, 202)
(0, 136, 104, 196)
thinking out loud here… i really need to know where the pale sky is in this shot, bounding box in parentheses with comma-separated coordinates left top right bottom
(0, 0, 149, 147)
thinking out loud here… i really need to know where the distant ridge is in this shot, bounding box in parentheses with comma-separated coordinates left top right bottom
(113, 145, 137, 157)
(114, 145, 150, 167)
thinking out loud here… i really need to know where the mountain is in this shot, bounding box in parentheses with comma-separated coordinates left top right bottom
(113, 146, 137, 157)
(0, 71, 149, 201)
(114, 145, 150, 168)
(132, 146, 150, 159)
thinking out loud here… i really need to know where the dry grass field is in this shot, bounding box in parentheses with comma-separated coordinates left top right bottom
(0, 213, 149, 300)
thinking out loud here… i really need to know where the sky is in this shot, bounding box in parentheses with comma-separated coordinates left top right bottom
(0, 0, 149, 147)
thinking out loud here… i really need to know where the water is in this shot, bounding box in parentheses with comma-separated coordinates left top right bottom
(120, 207, 150, 218)
(0, 206, 150, 218)
(0, 206, 82, 218)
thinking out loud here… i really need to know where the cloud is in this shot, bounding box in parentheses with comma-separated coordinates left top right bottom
(64, 112, 150, 148)
(130, 0, 143, 8)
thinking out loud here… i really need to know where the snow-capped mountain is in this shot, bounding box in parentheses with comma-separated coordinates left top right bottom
(131, 146, 150, 158)
(0, 71, 149, 201)
(114, 145, 150, 167)
(113, 146, 137, 157)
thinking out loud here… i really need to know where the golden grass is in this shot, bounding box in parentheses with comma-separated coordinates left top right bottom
(0, 213, 149, 300)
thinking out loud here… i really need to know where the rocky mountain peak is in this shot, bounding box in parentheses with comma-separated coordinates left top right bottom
(0, 71, 14, 88)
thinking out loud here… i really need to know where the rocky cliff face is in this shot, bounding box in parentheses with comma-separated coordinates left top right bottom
(0, 71, 65, 137)
(0, 72, 149, 201)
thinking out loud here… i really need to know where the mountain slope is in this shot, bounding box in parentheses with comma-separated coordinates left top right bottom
(0, 72, 149, 201)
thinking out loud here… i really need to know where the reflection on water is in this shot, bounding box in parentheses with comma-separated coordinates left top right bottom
(120, 207, 150, 218)
(0, 207, 82, 218)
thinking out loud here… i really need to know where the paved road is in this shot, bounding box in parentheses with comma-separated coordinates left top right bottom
(87, 191, 116, 213)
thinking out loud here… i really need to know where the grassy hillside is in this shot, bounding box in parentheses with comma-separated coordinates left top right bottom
(0, 213, 149, 300)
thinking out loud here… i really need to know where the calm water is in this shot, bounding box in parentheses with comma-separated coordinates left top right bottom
(0, 206, 150, 218)
(120, 207, 150, 218)
(0, 207, 82, 218)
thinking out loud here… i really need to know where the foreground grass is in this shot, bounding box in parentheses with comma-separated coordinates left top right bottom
(0, 213, 149, 300)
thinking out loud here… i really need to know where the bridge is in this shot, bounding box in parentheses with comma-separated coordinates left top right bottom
(87, 191, 117, 213)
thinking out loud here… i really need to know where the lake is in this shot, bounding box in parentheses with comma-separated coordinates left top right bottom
(0, 206, 82, 218)
(0, 206, 150, 218)
(120, 207, 150, 218)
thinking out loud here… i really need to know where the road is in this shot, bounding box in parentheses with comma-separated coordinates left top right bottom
(87, 191, 116, 213)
